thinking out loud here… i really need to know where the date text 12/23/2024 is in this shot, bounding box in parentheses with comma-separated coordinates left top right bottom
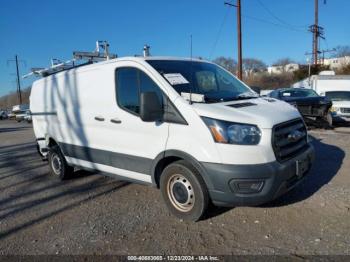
(127, 256, 220, 261)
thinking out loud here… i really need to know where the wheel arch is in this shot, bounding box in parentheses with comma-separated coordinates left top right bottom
(151, 150, 214, 190)
(46, 136, 59, 148)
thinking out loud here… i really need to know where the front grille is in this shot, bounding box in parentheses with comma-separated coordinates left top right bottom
(340, 108, 350, 114)
(297, 105, 312, 115)
(272, 118, 308, 162)
(297, 105, 325, 117)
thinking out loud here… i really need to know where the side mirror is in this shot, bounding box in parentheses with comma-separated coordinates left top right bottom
(140, 92, 163, 122)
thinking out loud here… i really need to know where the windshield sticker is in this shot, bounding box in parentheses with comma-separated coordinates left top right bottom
(181, 92, 205, 103)
(163, 73, 189, 85)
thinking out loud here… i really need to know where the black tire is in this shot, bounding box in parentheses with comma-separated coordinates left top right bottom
(48, 145, 74, 180)
(160, 160, 209, 221)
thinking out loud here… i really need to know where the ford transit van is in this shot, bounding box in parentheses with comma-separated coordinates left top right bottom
(30, 56, 315, 221)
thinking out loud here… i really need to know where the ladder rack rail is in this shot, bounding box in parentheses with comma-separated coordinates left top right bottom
(22, 41, 117, 79)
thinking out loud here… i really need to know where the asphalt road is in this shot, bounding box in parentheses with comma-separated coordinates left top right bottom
(0, 120, 349, 255)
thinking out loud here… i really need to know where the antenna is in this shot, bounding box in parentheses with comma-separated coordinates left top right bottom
(189, 34, 193, 105)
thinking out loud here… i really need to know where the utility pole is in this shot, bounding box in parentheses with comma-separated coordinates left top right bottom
(7, 55, 26, 105)
(15, 55, 22, 104)
(308, 0, 325, 65)
(313, 0, 319, 65)
(225, 0, 243, 80)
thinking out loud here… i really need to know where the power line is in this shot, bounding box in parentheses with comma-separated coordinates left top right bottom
(322, 37, 330, 50)
(256, 0, 309, 30)
(210, 9, 308, 60)
(209, 8, 230, 59)
(242, 14, 308, 33)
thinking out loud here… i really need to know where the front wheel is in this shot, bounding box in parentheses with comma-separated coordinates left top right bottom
(48, 145, 74, 180)
(160, 160, 209, 221)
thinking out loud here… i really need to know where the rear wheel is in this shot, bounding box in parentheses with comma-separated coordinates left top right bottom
(160, 160, 209, 221)
(48, 145, 74, 180)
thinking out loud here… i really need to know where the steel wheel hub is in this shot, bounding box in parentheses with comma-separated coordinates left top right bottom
(167, 174, 195, 212)
(51, 153, 62, 175)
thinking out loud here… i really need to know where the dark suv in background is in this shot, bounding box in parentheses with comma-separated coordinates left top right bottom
(269, 88, 333, 128)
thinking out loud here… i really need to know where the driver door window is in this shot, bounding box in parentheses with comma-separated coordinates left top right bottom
(116, 67, 164, 116)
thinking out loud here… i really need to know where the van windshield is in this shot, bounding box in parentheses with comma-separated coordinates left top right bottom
(146, 60, 256, 103)
(325, 91, 350, 101)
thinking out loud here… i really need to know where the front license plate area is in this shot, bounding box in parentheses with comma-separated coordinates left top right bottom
(296, 158, 309, 178)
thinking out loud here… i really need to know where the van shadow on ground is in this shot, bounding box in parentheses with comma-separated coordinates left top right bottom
(262, 136, 344, 207)
(0, 126, 32, 134)
(0, 141, 129, 240)
(204, 136, 345, 219)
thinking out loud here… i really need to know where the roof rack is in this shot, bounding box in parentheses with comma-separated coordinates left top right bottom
(23, 41, 117, 79)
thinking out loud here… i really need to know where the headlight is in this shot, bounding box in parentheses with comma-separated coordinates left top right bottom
(329, 106, 339, 113)
(201, 117, 261, 145)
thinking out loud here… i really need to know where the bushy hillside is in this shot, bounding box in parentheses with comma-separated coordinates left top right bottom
(0, 87, 31, 109)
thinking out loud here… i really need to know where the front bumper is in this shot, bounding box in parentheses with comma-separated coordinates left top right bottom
(331, 113, 350, 122)
(201, 144, 315, 207)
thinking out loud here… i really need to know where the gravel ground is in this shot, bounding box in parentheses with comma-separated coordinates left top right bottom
(0, 120, 349, 255)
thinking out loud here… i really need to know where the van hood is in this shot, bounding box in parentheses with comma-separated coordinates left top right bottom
(192, 98, 301, 129)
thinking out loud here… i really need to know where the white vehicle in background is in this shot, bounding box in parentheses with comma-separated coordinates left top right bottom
(325, 91, 350, 121)
(24, 110, 32, 123)
(15, 111, 27, 122)
(12, 104, 29, 113)
(28, 42, 315, 221)
(293, 74, 350, 122)
(12, 104, 29, 122)
(7, 111, 16, 120)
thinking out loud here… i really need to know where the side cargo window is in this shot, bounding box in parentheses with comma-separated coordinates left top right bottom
(116, 67, 164, 116)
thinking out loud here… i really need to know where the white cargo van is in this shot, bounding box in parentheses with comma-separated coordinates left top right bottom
(30, 56, 314, 221)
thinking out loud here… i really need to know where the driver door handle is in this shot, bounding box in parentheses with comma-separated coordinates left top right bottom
(110, 117, 122, 124)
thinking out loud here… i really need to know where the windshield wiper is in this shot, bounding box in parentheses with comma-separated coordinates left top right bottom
(202, 92, 259, 103)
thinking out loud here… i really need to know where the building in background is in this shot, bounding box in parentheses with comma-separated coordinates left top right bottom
(322, 56, 350, 70)
(268, 63, 300, 74)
